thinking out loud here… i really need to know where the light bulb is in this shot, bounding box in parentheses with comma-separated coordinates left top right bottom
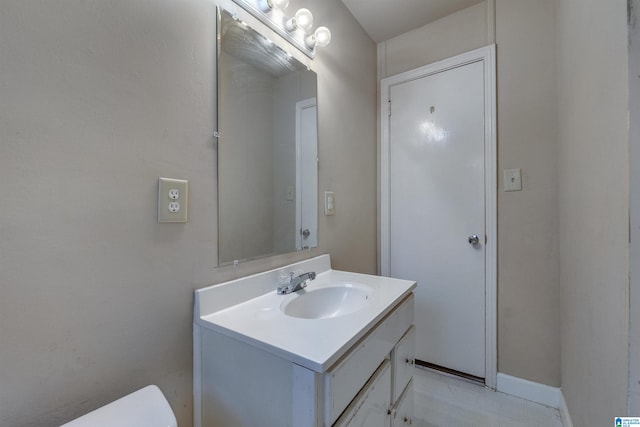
(294, 9, 313, 32)
(285, 8, 313, 32)
(260, 0, 289, 12)
(305, 26, 332, 49)
(314, 26, 331, 47)
(269, 0, 289, 10)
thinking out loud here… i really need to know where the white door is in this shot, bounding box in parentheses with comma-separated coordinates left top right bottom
(381, 47, 497, 382)
(296, 98, 318, 249)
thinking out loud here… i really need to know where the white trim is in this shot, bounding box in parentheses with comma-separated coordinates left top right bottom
(486, 0, 496, 45)
(193, 324, 202, 427)
(484, 44, 498, 390)
(292, 364, 320, 426)
(496, 373, 561, 409)
(379, 45, 498, 389)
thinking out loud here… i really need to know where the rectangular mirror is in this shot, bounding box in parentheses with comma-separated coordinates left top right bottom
(217, 7, 318, 266)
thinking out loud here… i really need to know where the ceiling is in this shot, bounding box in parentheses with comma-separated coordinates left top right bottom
(341, 0, 484, 43)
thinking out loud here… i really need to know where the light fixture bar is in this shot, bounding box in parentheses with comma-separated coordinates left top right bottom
(232, 0, 317, 58)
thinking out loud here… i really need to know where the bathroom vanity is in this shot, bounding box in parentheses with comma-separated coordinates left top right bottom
(193, 255, 416, 427)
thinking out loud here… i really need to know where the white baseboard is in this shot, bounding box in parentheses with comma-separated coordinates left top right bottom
(496, 373, 574, 426)
(496, 373, 561, 408)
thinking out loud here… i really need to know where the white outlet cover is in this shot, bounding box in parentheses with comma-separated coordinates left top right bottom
(158, 177, 188, 222)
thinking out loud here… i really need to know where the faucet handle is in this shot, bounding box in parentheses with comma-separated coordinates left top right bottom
(278, 272, 290, 285)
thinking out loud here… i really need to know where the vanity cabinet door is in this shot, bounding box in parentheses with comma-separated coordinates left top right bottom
(392, 325, 415, 403)
(333, 360, 391, 427)
(325, 295, 413, 425)
(391, 379, 414, 427)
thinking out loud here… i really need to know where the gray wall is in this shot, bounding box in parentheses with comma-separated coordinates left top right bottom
(378, 0, 634, 422)
(557, 0, 630, 425)
(0, 0, 377, 425)
(495, 0, 560, 388)
(630, 0, 640, 414)
(378, 0, 561, 387)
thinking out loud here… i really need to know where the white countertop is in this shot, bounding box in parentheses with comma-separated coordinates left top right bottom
(194, 256, 415, 372)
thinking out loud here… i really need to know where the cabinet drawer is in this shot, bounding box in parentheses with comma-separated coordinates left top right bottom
(391, 379, 414, 427)
(333, 360, 391, 427)
(392, 325, 415, 403)
(324, 295, 414, 426)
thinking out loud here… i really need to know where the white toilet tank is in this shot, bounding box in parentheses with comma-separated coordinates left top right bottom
(60, 385, 178, 427)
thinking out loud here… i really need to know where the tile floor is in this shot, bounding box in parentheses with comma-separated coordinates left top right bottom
(413, 367, 564, 427)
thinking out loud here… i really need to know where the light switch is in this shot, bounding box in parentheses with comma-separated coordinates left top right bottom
(324, 191, 334, 216)
(286, 185, 295, 201)
(158, 177, 188, 223)
(503, 168, 522, 192)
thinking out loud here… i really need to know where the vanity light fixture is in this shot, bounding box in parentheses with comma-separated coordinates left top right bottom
(284, 8, 313, 33)
(231, 0, 331, 58)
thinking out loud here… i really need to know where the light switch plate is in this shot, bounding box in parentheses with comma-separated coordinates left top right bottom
(158, 177, 188, 223)
(324, 191, 334, 216)
(286, 185, 295, 201)
(503, 168, 522, 192)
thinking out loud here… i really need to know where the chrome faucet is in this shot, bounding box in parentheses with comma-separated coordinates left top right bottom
(277, 271, 316, 295)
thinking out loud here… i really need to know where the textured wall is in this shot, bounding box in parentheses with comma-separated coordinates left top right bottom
(379, 2, 488, 75)
(629, 0, 640, 414)
(495, 0, 560, 387)
(378, 0, 561, 387)
(557, 0, 630, 425)
(0, 0, 377, 425)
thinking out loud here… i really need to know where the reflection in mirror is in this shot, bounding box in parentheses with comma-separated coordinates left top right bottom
(217, 8, 318, 266)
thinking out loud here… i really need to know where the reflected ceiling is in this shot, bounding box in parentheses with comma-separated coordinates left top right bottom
(220, 14, 305, 77)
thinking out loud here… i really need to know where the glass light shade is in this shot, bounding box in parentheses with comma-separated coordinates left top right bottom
(314, 26, 331, 47)
(304, 33, 316, 48)
(269, 0, 289, 10)
(306, 26, 332, 49)
(289, 8, 313, 32)
(260, 0, 288, 12)
(258, 0, 271, 12)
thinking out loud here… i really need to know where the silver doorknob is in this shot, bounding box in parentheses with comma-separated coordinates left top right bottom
(468, 234, 480, 245)
(301, 229, 310, 238)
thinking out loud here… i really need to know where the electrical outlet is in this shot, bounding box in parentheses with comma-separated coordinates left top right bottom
(158, 177, 188, 223)
(168, 202, 180, 213)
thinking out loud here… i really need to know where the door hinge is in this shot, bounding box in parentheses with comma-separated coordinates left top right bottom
(388, 100, 392, 117)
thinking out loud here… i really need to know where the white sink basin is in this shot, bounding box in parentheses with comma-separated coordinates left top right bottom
(280, 282, 374, 319)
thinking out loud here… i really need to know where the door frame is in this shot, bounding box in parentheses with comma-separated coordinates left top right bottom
(379, 45, 497, 389)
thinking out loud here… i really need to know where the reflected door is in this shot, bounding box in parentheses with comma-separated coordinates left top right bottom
(296, 98, 318, 249)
